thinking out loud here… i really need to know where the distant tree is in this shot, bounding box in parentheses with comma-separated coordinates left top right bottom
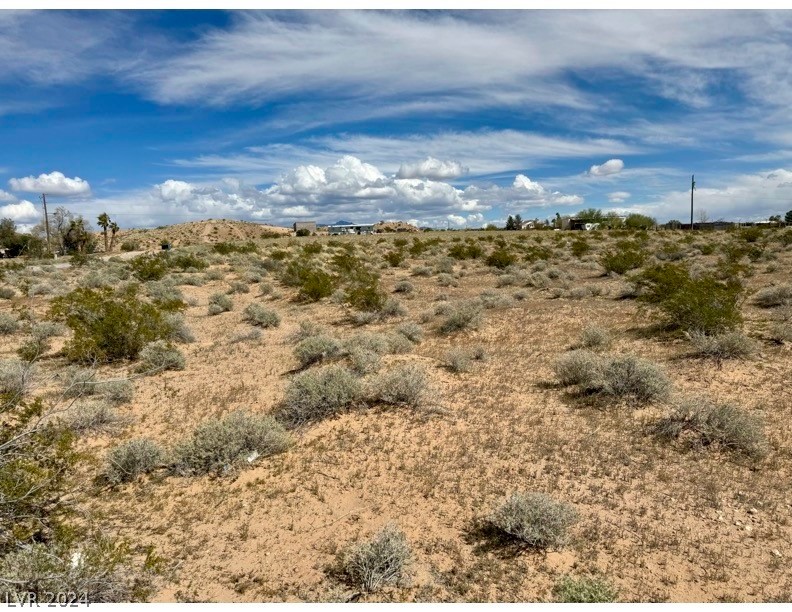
(784, 210, 792, 224)
(624, 213, 656, 230)
(0, 218, 16, 245)
(697, 209, 710, 224)
(514, 214, 523, 230)
(666, 219, 683, 230)
(577, 208, 604, 223)
(603, 212, 624, 229)
(485, 224, 499, 231)
(555, 212, 561, 229)
(97, 212, 111, 252)
(62, 217, 97, 254)
(505, 215, 515, 230)
(109, 221, 120, 251)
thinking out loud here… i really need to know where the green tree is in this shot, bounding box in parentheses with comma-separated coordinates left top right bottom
(785, 210, 792, 224)
(109, 221, 120, 251)
(624, 213, 656, 230)
(577, 208, 604, 223)
(97, 212, 110, 252)
(505, 215, 515, 230)
(514, 214, 523, 230)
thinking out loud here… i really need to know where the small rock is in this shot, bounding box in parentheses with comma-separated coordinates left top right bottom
(772, 549, 782, 558)
(748, 507, 758, 515)
(735, 520, 743, 527)
(745, 525, 753, 533)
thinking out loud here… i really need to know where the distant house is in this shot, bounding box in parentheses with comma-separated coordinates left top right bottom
(328, 223, 375, 235)
(293, 221, 317, 234)
(569, 218, 600, 231)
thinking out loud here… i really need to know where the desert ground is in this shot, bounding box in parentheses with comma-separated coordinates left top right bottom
(1, 223, 791, 602)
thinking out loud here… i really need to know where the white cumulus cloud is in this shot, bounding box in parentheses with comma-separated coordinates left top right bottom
(397, 157, 468, 180)
(0, 190, 15, 203)
(608, 191, 631, 203)
(0, 200, 40, 223)
(588, 159, 625, 177)
(9, 171, 91, 196)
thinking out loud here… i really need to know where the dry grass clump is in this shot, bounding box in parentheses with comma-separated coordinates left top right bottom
(754, 284, 792, 308)
(688, 330, 757, 361)
(579, 325, 612, 350)
(66, 400, 126, 433)
(294, 335, 343, 368)
(338, 523, 411, 593)
(393, 280, 414, 294)
(395, 321, 424, 344)
(367, 363, 428, 408)
(163, 312, 195, 344)
(288, 320, 326, 342)
(438, 299, 483, 334)
(652, 396, 768, 459)
(242, 303, 280, 328)
(488, 492, 578, 549)
(138, 340, 186, 373)
(554, 351, 671, 404)
(207, 292, 233, 315)
(279, 365, 362, 427)
(348, 347, 382, 374)
(0, 359, 31, 398)
(170, 410, 291, 476)
(104, 438, 164, 484)
(768, 321, 792, 344)
(553, 575, 618, 603)
(0, 312, 19, 335)
(444, 348, 472, 373)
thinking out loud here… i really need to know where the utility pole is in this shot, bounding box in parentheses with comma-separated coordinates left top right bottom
(41, 193, 51, 254)
(690, 174, 695, 230)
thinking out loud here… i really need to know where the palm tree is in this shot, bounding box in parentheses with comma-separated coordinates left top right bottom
(108, 221, 120, 252)
(97, 213, 110, 252)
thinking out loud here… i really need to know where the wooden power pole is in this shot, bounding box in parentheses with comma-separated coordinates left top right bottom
(41, 193, 51, 254)
(690, 175, 695, 230)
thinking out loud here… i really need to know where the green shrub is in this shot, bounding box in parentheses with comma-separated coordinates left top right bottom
(120, 240, 140, 252)
(294, 335, 343, 368)
(570, 240, 590, 258)
(243, 303, 280, 328)
(486, 248, 517, 269)
(170, 410, 291, 476)
(138, 340, 185, 373)
(49, 286, 173, 363)
(208, 292, 233, 315)
(384, 250, 405, 267)
(652, 396, 767, 459)
(295, 228, 311, 237)
(129, 253, 169, 281)
(0, 286, 15, 299)
(104, 438, 163, 484)
(553, 575, 618, 603)
(448, 242, 484, 260)
(338, 524, 411, 593)
(298, 268, 338, 302)
(488, 492, 577, 549)
(600, 244, 646, 274)
(212, 241, 258, 255)
(162, 312, 195, 344)
(345, 269, 387, 312)
(278, 365, 362, 427)
(634, 263, 742, 334)
(168, 252, 208, 271)
(227, 280, 250, 294)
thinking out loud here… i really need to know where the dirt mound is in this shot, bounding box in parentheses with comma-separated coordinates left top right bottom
(101, 219, 290, 251)
(373, 221, 420, 233)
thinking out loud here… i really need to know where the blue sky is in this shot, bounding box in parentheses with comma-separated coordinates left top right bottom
(2, 9, 792, 230)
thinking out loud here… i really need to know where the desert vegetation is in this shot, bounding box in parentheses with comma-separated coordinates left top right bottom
(1, 220, 790, 602)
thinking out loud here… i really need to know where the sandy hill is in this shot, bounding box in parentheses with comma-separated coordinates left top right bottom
(102, 219, 290, 251)
(373, 220, 420, 233)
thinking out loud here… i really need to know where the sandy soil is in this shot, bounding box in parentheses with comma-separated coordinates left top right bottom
(2, 227, 790, 602)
